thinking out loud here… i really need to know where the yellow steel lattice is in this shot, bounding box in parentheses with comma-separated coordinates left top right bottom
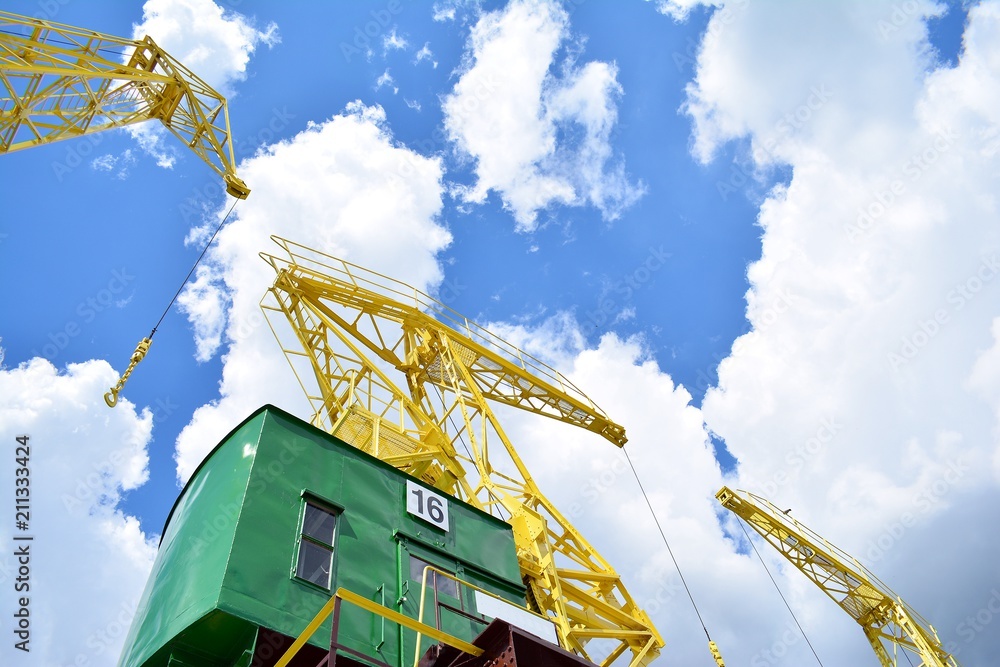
(717, 486, 959, 667)
(0, 10, 248, 197)
(260, 236, 663, 666)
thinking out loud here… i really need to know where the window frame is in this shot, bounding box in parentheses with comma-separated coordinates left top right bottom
(408, 553, 460, 599)
(292, 494, 340, 591)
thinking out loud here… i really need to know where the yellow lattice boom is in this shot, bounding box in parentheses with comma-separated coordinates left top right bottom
(717, 486, 958, 667)
(0, 10, 248, 197)
(260, 236, 663, 666)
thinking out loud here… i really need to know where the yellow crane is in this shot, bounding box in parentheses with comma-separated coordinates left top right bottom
(1, 9, 252, 406)
(716, 486, 958, 667)
(0, 10, 249, 198)
(260, 236, 664, 666)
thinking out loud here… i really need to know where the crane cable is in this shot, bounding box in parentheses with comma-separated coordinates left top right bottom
(735, 515, 825, 666)
(624, 449, 726, 666)
(104, 197, 241, 407)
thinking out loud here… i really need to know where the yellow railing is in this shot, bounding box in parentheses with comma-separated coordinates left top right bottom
(412, 565, 558, 667)
(274, 587, 483, 667)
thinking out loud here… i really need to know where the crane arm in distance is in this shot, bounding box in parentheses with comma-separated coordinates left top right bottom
(0, 10, 249, 198)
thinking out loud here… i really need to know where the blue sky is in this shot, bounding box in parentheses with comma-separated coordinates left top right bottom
(3, 1, 1000, 666)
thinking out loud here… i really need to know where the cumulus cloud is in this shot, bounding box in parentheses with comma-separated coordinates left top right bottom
(132, 0, 278, 95)
(0, 358, 156, 667)
(127, 0, 279, 167)
(670, 0, 1000, 662)
(469, 313, 871, 665)
(443, 0, 644, 231)
(173, 101, 450, 482)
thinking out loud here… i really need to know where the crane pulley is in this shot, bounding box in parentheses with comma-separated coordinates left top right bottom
(717, 486, 959, 666)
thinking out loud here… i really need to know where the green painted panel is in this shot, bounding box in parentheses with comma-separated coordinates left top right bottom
(118, 414, 262, 667)
(120, 406, 526, 667)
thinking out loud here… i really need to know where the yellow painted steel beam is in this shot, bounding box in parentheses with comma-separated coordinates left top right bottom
(0, 10, 249, 198)
(260, 237, 663, 667)
(274, 587, 483, 667)
(717, 486, 958, 667)
(261, 236, 626, 445)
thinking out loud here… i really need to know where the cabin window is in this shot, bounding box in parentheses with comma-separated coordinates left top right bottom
(409, 555, 459, 598)
(295, 501, 337, 588)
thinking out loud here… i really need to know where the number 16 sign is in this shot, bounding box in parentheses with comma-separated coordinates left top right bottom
(406, 480, 450, 532)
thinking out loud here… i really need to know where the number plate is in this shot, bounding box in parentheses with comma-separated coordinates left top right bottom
(406, 480, 449, 532)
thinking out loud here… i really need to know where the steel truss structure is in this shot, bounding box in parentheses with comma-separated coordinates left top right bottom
(261, 236, 663, 667)
(717, 486, 958, 667)
(0, 10, 248, 197)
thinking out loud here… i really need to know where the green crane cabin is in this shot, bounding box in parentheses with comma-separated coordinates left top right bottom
(118, 405, 589, 667)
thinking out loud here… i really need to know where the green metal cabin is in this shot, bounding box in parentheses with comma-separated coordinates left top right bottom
(117, 405, 547, 667)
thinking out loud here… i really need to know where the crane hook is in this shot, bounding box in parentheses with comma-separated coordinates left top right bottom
(104, 337, 152, 407)
(708, 640, 726, 666)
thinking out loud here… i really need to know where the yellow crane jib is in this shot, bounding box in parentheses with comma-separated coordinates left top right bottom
(716, 486, 959, 667)
(259, 236, 662, 666)
(0, 10, 249, 198)
(104, 337, 151, 407)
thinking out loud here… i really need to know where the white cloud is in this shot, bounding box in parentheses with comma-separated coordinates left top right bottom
(375, 69, 398, 94)
(442, 0, 644, 231)
(969, 316, 1000, 478)
(433, 0, 482, 23)
(383, 27, 408, 52)
(126, 123, 177, 169)
(472, 315, 869, 665)
(127, 0, 279, 167)
(132, 0, 279, 95)
(91, 149, 138, 179)
(674, 0, 1000, 662)
(174, 101, 451, 482)
(175, 264, 229, 362)
(415, 41, 438, 67)
(646, 0, 728, 21)
(0, 357, 156, 667)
